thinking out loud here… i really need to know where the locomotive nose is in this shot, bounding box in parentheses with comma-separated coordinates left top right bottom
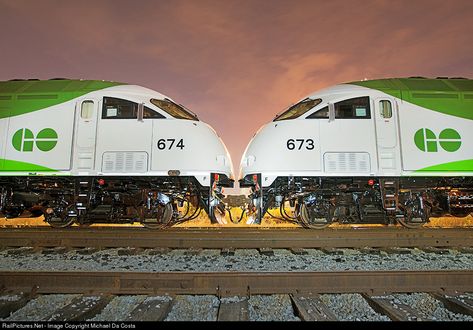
(238, 123, 268, 182)
(202, 122, 234, 181)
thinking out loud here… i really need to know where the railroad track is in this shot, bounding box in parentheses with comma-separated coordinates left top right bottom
(1, 270, 473, 321)
(1, 227, 472, 249)
(1, 227, 472, 321)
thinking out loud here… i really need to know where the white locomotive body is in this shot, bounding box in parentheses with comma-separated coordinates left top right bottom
(0, 79, 233, 227)
(239, 78, 473, 228)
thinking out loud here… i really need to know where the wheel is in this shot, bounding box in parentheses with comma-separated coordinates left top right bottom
(44, 204, 76, 228)
(209, 203, 227, 225)
(396, 216, 425, 229)
(298, 202, 334, 229)
(45, 212, 76, 228)
(47, 216, 76, 228)
(397, 198, 429, 229)
(142, 203, 174, 229)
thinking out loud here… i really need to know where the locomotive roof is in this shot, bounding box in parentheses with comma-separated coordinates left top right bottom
(0, 79, 127, 119)
(347, 77, 473, 121)
(348, 77, 473, 93)
(0, 79, 126, 94)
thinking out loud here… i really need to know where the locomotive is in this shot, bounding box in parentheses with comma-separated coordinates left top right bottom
(0, 79, 233, 228)
(239, 77, 473, 228)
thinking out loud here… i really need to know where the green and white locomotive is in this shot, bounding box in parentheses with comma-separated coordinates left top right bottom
(239, 77, 473, 228)
(0, 79, 233, 228)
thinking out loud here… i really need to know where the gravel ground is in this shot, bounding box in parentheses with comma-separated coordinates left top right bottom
(319, 293, 391, 321)
(1, 247, 472, 322)
(248, 294, 300, 321)
(0, 247, 472, 272)
(2, 292, 472, 321)
(164, 295, 219, 321)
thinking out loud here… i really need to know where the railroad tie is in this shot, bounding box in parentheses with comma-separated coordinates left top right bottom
(125, 295, 174, 321)
(6, 247, 40, 256)
(258, 248, 274, 256)
(74, 247, 100, 255)
(147, 247, 171, 255)
(290, 293, 338, 321)
(420, 247, 451, 254)
(41, 247, 70, 255)
(217, 297, 249, 321)
(362, 293, 428, 321)
(43, 294, 114, 321)
(430, 293, 473, 317)
(221, 248, 235, 256)
(0, 291, 34, 318)
(379, 247, 413, 255)
(454, 247, 473, 254)
(117, 247, 143, 256)
(290, 248, 308, 255)
(184, 247, 203, 255)
(319, 247, 344, 255)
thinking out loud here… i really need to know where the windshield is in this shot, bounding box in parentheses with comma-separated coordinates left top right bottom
(273, 98, 322, 121)
(151, 98, 199, 121)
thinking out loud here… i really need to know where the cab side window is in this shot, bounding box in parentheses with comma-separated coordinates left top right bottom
(307, 96, 370, 119)
(335, 96, 370, 119)
(102, 97, 137, 119)
(102, 97, 164, 119)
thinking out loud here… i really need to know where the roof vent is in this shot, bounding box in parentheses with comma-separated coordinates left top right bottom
(436, 77, 448, 79)
(408, 76, 427, 79)
(49, 78, 69, 80)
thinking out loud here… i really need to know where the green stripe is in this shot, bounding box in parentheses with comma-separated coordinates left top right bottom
(0, 80, 126, 119)
(349, 78, 473, 121)
(414, 159, 473, 172)
(0, 159, 58, 172)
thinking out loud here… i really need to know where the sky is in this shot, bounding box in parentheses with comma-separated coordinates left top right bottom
(1, 0, 472, 192)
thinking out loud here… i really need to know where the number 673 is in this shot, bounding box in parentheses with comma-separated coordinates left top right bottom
(286, 138, 315, 150)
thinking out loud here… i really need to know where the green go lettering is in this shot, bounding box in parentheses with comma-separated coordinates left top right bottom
(414, 128, 461, 152)
(12, 128, 58, 152)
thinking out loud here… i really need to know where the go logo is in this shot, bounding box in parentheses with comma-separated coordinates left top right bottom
(414, 128, 461, 152)
(12, 128, 58, 152)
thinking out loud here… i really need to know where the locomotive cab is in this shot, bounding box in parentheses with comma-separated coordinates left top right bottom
(240, 78, 473, 228)
(0, 79, 233, 228)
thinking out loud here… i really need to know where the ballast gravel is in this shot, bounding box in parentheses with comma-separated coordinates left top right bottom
(164, 295, 219, 321)
(248, 294, 300, 321)
(0, 247, 472, 272)
(319, 293, 391, 321)
(1, 247, 473, 321)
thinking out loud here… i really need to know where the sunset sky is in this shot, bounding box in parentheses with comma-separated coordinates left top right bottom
(1, 0, 472, 191)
